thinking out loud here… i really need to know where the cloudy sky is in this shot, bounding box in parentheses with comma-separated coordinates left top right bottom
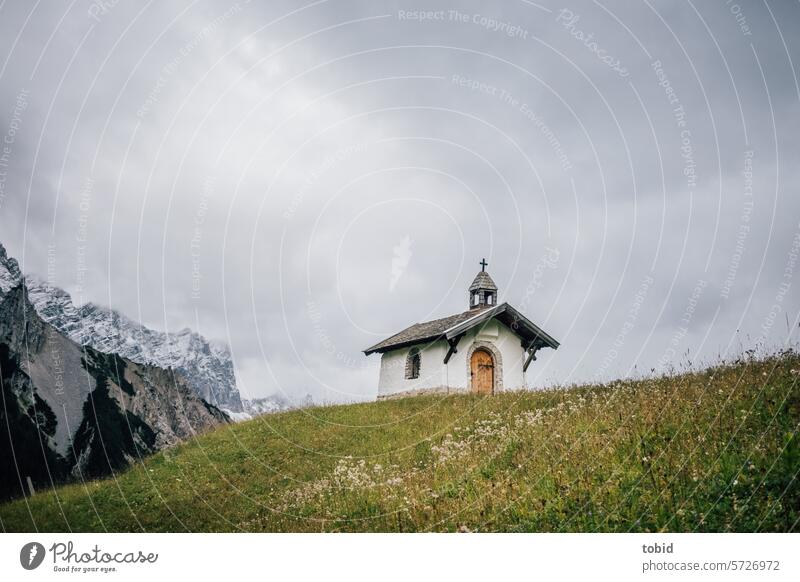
(1, 0, 798, 403)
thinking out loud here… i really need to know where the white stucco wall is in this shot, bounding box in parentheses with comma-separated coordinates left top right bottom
(377, 318, 530, 399)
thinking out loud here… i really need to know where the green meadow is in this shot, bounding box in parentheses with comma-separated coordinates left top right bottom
(2, 352, 798, 532)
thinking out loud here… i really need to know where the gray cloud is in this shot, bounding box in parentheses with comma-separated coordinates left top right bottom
(1, 0, 798, 402)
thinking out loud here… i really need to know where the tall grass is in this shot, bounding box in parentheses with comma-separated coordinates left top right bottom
(1, 351, 798, 532)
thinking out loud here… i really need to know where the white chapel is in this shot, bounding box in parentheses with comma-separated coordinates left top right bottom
(364, 260, 559, 399)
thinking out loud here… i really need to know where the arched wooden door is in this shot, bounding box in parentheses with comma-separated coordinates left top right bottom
(470, 349, 494, 394)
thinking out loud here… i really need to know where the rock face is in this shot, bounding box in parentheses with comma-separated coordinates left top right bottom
(25, 276, 243, 413)
(0, 242, 22, 293)
(0, 244, 228, 500)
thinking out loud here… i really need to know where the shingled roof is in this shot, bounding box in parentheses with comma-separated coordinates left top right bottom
(363, 306, 493, 355)
(363, 302, 559, 355)
(469, 270, 497, 292)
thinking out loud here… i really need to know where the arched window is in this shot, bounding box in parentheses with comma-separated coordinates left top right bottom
(405, 347, 421, 379)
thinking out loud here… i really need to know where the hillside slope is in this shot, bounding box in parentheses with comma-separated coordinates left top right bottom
(1, 353, 798, 532)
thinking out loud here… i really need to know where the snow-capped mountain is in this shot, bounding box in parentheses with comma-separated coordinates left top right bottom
(0, 243, 228, 500)
(241, 395, 292, 417)
(24, 276, 244, 413)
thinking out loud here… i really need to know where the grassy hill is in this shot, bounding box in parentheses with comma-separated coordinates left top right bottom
(1, 352, 798, 532)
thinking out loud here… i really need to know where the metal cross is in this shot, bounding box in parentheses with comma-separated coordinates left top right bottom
(480, 258, 488, 271)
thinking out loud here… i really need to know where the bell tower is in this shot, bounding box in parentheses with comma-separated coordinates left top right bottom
(468, 258, 498, 310)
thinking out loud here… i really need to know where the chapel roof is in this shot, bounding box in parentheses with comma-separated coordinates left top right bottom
(363, 306, 492, 355)
(363, 302, 559, 355)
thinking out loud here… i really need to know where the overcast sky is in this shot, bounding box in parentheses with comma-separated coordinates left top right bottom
(1, 0, 798, 403)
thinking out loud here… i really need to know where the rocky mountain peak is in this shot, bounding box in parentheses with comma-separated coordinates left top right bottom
(23, 274, 244, 413)
(0, 242, 22, 294)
